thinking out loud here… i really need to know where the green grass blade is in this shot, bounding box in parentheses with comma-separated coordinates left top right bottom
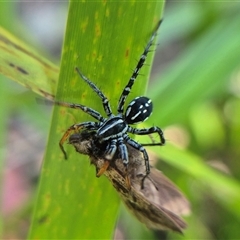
(157, 144, 240, 217)
(142, 7, 240, 236)
(29, 1, 164, 239)
(149, 14, 240, 126)
(0, 78, 9, 238)
(0, 26, 58, 100)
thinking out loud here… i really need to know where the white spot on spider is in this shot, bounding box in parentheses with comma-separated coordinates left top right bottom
(131, 111, 141, 120)
(129, 101, 136, 106)
(125, 87, 130, 92)
(125, 106, 132, 117)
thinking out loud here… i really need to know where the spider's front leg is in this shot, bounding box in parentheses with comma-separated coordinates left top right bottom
(59, 121, 100, 159)
(117, 20, 163, 115)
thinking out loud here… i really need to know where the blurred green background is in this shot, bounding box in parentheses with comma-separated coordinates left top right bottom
(0, 1, 240, 239)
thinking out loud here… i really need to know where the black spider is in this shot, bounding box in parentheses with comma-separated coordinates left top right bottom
(56, 20, 165, 181)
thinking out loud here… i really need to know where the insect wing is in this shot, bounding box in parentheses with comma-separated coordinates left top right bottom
(68, 131, 190, 233)
(138, 168, 190, 217)
(122, 187, 187, 233)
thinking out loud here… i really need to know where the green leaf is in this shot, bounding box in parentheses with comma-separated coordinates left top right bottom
(141, 5, 240, 238)
(28, 1, 164, 239)
(0, 26, 58, 100)
(149, 13, 240, 126)
(157, 144, 240, 218)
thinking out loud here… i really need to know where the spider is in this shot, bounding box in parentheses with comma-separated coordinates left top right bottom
(56, 20, 165, 182)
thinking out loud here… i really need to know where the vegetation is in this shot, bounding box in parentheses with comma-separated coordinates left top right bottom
(0, 1, 240, 239)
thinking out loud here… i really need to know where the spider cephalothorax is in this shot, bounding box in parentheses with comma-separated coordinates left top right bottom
(56, 20, 165, 182)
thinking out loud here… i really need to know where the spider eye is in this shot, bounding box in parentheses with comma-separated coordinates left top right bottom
(125, 96, 153, 124)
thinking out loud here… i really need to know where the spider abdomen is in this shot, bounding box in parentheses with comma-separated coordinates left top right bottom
(125, 96, 153, 125)
(97, 117, 128, 141)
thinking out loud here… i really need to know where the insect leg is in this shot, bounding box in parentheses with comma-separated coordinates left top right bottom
(96, 161, 110, 177)
(96, 139, 118, 177)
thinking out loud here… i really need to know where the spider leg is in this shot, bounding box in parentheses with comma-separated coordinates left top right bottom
(54, 101, 104, 122)
(124, 135, 150, 189)
(117, 138, 131, 189)
(105, 139, 117, 160)
(59, 121, 100, 159)
(104, 137, 129, 168)
(129, 126, 165, 146)
(75, 67, 112, 117)
(141, 142, 164, 147)
(99, 138, 131, 188)
(117, 20, 163, 114)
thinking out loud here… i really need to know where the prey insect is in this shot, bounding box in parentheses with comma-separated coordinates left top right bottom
(69, 130, 190, 233)
(56, 20, 165, 185)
